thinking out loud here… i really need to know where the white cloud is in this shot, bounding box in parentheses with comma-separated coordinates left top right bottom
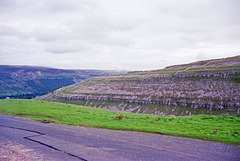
(0, 0, 239, 71)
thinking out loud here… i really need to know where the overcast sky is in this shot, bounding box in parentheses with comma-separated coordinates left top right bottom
(0, 0, 239, 71)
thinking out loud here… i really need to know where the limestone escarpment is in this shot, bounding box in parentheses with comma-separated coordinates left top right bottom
(44, 55, 240, 115)
(63, 74, 240, 110)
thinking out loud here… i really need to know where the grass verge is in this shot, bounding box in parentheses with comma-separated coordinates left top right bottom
(0, 99, 239, 145)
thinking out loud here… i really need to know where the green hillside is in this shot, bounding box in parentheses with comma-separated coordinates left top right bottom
(0, 65, 117, 99)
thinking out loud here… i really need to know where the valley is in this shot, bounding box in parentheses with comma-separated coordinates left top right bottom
(0, 65, 118, 99)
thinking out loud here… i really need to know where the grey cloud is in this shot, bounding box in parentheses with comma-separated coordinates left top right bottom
(32, 27, 73, 42)
(0, 0, 239, 70)
(44, 40, 90, 54)
(0, 25, 22, 36)
(0, 25, 30, 40)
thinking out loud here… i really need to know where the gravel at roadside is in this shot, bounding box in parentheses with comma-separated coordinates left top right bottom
(0, 140, 43, 161)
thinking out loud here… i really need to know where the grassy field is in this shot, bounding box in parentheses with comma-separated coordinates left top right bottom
(0, 99, 239, 145)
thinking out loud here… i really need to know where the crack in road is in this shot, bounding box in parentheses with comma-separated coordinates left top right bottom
(1, 115, 240, 161)
(0, 124, 87, 161)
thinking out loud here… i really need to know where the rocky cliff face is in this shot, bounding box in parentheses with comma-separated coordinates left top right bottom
(45, 55, 240, 115)
(64, 73, 239, 109)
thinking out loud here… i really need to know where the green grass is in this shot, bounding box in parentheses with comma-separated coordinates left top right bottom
(228, 74, 240, 84)
(0, 99, 239, 145)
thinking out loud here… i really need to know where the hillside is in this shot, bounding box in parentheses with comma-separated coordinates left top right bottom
(1, 99, 239, 145)
(0, 65, 117, 99)
(40, 55, 240, 116)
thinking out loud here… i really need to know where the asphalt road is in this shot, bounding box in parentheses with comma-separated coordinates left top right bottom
(0, 114, 239, 161)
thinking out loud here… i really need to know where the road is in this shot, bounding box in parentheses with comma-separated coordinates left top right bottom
(0, 114, 239, 161)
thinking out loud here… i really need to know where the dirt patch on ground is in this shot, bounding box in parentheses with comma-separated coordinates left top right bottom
(0, 140, 43, 161)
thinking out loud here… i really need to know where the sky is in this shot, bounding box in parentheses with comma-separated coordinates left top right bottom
(0, 0, 239, 71)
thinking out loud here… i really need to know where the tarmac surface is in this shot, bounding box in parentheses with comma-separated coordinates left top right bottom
(0, 114, 239, 161)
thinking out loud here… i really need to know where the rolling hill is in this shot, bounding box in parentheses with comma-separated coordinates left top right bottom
(0, 65, 118, 99)
(40, 55, 240, 116)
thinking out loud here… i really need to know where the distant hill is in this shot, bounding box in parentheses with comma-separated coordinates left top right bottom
(0, 65, 118, 99)
(41, 55, 240, 116)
